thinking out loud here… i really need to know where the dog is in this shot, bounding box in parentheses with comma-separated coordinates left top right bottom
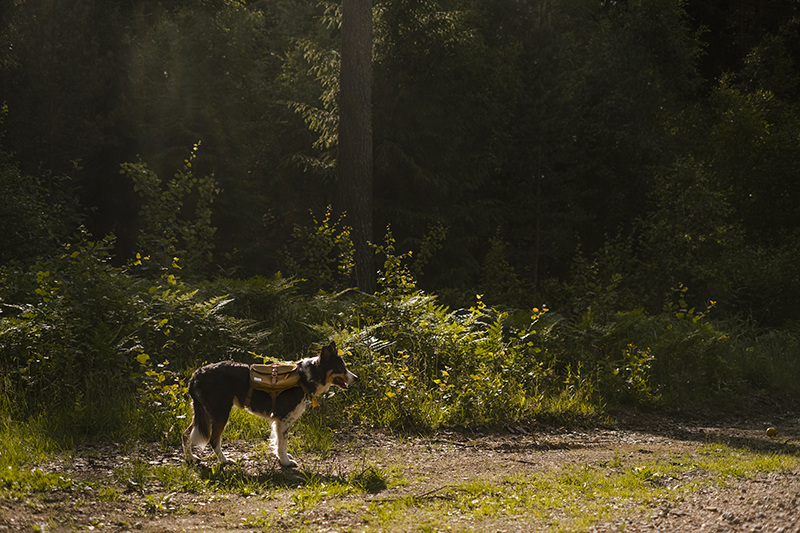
(182, 341, 357, 467)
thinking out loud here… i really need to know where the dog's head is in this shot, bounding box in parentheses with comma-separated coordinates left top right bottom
(319, 341, 358, 389)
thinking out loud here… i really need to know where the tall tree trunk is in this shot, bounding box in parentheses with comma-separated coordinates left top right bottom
(338, 0, 375, 294)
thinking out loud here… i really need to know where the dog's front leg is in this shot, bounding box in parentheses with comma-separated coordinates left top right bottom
(272, 403, 306, 467)
(271, 419, 296, 467)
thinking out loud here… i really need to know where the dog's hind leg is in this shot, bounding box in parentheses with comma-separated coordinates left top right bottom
(182, 422, 200, 463)
(209, 419, 234, 466)
(183, 408, 210, 464)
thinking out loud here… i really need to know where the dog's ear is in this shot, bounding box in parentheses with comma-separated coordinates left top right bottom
(321, 341, 337, 359)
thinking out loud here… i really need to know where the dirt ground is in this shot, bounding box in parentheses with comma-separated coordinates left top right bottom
(1, 405, 799, 533)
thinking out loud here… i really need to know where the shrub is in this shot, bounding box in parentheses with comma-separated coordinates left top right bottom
(282, 206, 354, 293)
(121, 144, 218, 280)
(0, 233, 260, 441)
(325, 285, 565, 430)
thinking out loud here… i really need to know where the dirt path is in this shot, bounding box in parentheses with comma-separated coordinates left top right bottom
(2, 409, 798, 532)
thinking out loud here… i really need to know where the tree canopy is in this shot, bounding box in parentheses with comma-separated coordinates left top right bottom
(2, 0, 800, 325)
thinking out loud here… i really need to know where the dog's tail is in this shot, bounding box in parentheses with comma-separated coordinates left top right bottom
(188, 381, 211, 445)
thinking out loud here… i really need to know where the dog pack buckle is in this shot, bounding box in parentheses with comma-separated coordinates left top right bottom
(271, 364, 278, 385)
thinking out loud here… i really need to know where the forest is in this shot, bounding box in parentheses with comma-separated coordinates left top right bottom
(1, 0, 800, 445)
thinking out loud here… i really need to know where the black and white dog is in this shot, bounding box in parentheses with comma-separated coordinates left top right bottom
(182, 342, 357, 467)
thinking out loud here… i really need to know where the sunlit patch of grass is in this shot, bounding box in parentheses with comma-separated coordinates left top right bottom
(242, 509, 277, 529)
(292, 408, 336, 458)
(152, 463, 207, 493)
(200, 463, 282, 496)
(349, 463, 389, 493)
(223, 408, 272, 440)
(0, 466, 74, 498)
(291, 483, 339, 513)
(110, 456, 276, 497)
(0, 414, 74, 498)
(113, 457, 152, 491)
(97, 485, 122, 501)
(343, 444, 798, 532)
(382, 463, 409, 489)
(358, 496, 422, 530)
(531, 385, 610, 427)
(291, 462, 392, 514)
(697, 443, 799, 481)
(0, 415, 61, 467)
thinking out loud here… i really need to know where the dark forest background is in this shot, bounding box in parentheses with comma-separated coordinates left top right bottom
(2, 0, 800, 439)
(2, 0, 799, 319)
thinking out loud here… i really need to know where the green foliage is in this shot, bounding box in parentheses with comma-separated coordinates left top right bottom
(647, 82, 800, 324)
(728, 235, 800, 327)
(408, 220, 448, 283)
(1, 226, 800, 445)
(199, 274, 338, 355)
(0, 233, 262, 441)
(557, 262, 730, 405)
(121, 144, 218, 279)
(639, 156, 740, 307)
(374, 227, 417, 296)
(0, 127, 83, 266)
(0, 416, 61, 480)
(282, 206, 354, 293)
(2, 0, 800, 330)
(736, 328, 800, 392)
(549, 236, 640, 319)
(1, 234, 138, 423)
(371, 0, 516, 289)
(479, 233, 529, 308)
(330, 283, 565, 429)
(0, 161, 65, 265)
(288, 28, 341, 154)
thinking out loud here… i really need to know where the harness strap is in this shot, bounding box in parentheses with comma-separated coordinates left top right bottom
(243, 385, 318, 410)
(243, 384, 256, 409)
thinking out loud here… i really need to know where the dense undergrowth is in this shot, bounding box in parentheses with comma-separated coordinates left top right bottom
(2, 229, 799, 457)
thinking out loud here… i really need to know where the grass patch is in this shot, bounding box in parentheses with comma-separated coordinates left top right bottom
(531, 385, 609, 426)
(291, 407, 337, 458)
(697, 443, 799, 480)
(90, 441, 793, 533)
(0, 414, 74, 498)
(0, 420, 797, 533)
(0, 415, 62, 466)
(347, 444, 798, 532)
(221, 408, 272, 441)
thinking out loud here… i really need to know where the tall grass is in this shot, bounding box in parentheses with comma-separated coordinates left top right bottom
(0, 413, 71, 497)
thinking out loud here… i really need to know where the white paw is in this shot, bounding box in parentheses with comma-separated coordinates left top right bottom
(280, 455, 298, 468)
(215, 450, 234, 466)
